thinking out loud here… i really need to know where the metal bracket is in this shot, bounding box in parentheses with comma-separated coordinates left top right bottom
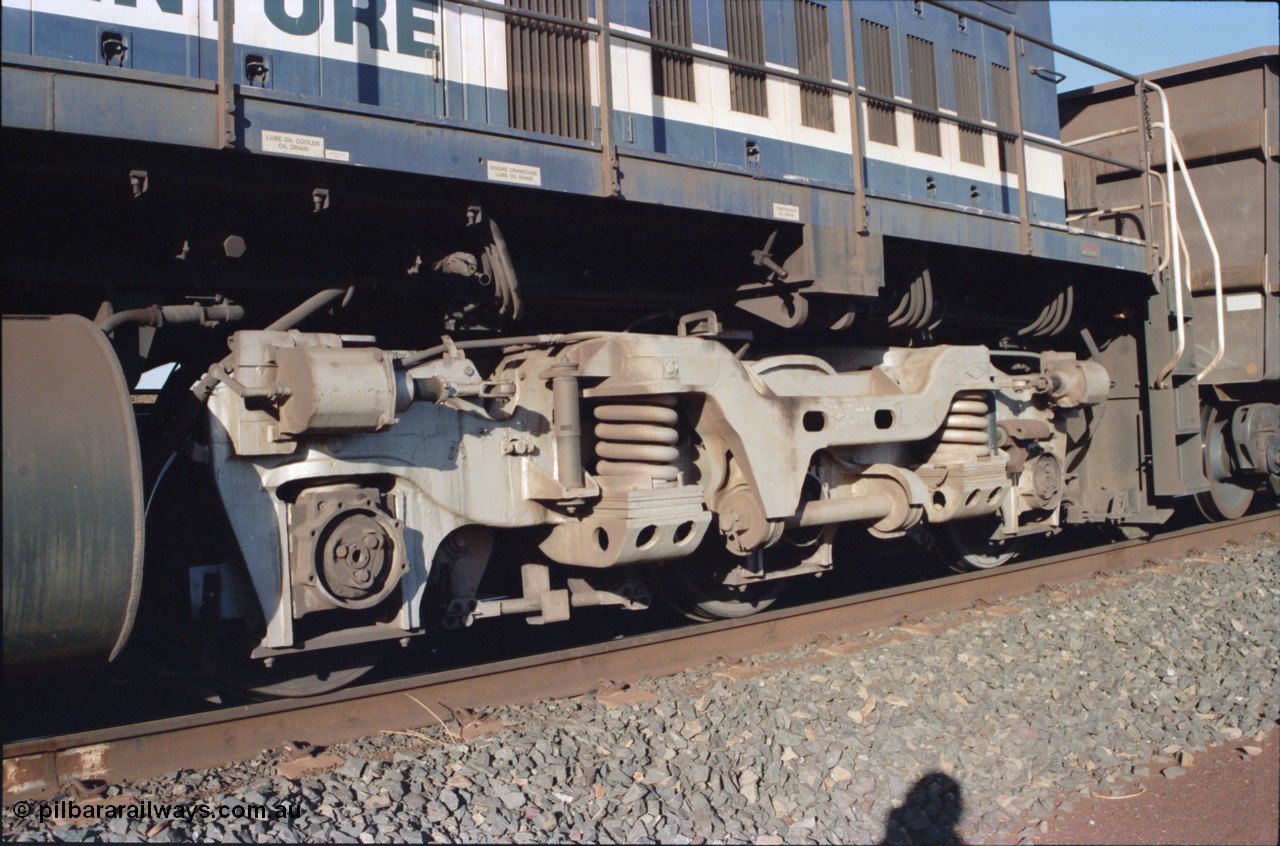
(1029, 66, 1067, 84)
(245, 54, 270, 88)
(100, 32, 129, 66)
(678, 310, 722, 337)
(751, 231, 789, 280)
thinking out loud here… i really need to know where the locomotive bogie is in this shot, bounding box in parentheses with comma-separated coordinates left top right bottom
(188, 325, 1112, 658)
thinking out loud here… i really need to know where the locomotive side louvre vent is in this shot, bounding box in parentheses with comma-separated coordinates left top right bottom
(991, 62, 1016, 172)
(726, 0, 767, 117)
(861, 19, 896, 146)
(795, 0, 834, 131)
(506, 0, 593, 142)
(650, 0, 695, 101)
(953, 50, 984, 165)
(907, 35, 941, 156)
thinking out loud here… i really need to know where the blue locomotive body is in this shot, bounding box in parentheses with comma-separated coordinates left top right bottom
(1, 0, 1147, 297)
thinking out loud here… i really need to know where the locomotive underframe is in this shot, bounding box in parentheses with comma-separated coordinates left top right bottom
(3, 8, 1275, 687)
(3, 114, 1275, 677)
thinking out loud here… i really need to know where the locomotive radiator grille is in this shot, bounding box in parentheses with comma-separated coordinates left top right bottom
(650, 0, 696, 102)
(506, 0, 593, 142)
(725, 0, 767, 117)
(796, 0, 834, 131)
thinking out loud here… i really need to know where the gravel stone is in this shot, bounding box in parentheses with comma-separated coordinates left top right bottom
(338, 758, 367, 781)
(5, 541, 1276, 845)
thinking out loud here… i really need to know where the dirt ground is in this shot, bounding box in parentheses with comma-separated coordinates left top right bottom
(1039, 724, 1279, 845)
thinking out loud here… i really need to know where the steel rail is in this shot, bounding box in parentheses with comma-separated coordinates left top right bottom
(4, 511, 1275, 804)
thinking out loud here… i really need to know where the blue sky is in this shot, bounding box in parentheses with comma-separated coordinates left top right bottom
(1051, 1, 1279, 90)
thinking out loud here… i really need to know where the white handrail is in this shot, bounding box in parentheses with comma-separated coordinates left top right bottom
(1153, 121, 1226, 381)
(1061, 124, 1141, 148)
(1143, 78, 1226, 384)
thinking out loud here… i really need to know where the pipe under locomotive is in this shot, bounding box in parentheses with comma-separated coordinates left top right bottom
(2, 0, 1276, 695)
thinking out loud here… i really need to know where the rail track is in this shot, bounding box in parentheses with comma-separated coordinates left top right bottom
(4, 511, 1276, 805)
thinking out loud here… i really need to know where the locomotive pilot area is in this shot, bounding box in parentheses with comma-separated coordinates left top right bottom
(2, 0, 1278, 843)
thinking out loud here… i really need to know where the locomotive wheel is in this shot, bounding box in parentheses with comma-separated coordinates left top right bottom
(1194, 404, 1255, 521)
(938, 520, 1028, 572)
(655, 547, 787, 622)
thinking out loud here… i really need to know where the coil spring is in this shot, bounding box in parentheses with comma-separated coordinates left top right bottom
(593, 396, 680, 482)
(938, 391, 994, 459)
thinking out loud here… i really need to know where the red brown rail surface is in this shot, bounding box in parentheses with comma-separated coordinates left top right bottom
(4, 512, 1276, 804)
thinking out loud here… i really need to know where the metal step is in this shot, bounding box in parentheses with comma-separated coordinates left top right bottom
(1149, 376, 1209, 496)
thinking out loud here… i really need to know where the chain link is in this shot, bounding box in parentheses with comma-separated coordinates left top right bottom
(1141, 86, 1152, 141)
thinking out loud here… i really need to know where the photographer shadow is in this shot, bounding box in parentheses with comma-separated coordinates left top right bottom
(879, 772, 967, 845)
